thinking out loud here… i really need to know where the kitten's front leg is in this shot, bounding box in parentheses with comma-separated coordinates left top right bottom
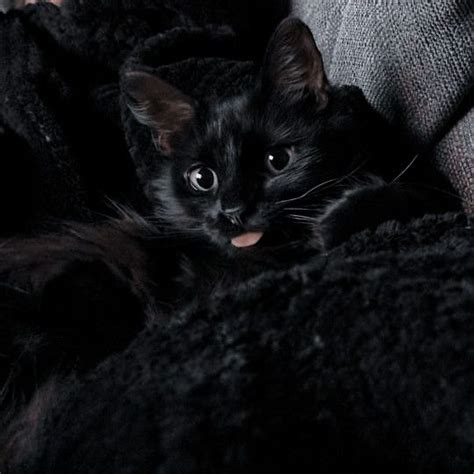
(317, 181, 460, 250)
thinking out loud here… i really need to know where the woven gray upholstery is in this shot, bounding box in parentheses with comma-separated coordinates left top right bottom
(292, 0, 473, 212)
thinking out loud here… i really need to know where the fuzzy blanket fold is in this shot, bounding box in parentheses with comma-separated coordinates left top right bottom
(0, 1, 473, 473)
(5, 212, 474, 473)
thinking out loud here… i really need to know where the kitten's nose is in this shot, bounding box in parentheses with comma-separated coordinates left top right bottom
(221, 205, 245, 226)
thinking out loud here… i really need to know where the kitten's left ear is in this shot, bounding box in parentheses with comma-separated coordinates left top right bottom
(262, 18, 329, 107)
(123, 71, 196, 156)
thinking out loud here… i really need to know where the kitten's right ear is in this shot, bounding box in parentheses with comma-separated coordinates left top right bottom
(123, 71, 195, 156)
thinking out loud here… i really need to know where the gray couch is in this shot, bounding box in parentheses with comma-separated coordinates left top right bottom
(293, 0, 473, 212)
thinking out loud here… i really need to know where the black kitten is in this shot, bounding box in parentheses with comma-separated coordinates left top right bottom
(0, 18, 460, 401)
(0, 17, 461, 465)
(124, 18, 459, 255)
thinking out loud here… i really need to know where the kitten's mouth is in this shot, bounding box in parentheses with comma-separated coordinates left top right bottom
(231, 231, 264, 248)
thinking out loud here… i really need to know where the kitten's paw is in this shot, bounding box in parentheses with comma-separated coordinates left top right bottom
(316, 183, 387, 250)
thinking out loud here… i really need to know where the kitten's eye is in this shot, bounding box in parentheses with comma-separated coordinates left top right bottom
(187, 166, 218, 192)
(266, 148, 291, 172)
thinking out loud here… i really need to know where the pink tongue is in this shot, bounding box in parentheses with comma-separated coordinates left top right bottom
(231, 231, 264, 248)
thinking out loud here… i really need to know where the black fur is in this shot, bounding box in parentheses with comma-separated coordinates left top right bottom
(124, 18, 459, 260)
(0, 217, 152, 430)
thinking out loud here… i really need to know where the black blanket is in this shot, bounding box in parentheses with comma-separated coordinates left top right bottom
(3, 212, 473, 473)
(0, 1, 473, 473)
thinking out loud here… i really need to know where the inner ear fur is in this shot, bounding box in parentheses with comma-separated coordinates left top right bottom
(123, 71, 195, 155)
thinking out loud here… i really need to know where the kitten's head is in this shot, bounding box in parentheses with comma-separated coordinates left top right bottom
(124, 18, 380, 254)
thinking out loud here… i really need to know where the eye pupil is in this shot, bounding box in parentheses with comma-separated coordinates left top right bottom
(196, 169, 213, 188)
(266, 148, 291, 172)
(188, 166, 217, 192)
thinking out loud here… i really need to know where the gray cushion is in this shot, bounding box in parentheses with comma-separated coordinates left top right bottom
(292, 0, 473, 212)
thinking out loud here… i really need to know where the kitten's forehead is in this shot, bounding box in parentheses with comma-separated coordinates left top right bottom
(202, 94, 254, 167)
(205, 94, 252, 139)
(204, 92, 314, 149)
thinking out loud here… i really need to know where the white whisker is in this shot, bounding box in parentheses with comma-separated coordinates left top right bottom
(276, 160, 368, 206)
(390, 154, 419, 184)
(276, 177, 339, 205)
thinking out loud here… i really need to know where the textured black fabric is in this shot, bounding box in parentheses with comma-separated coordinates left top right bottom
(0, 2, 473, 473)
(7, 212, 474, 473)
